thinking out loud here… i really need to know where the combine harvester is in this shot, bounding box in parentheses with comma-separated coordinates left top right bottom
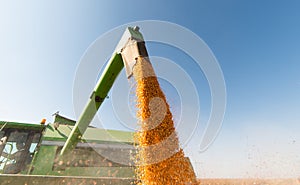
(0, 27, 196, 184)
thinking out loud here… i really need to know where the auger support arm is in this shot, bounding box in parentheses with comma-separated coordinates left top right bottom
(60, 53, 124, 155)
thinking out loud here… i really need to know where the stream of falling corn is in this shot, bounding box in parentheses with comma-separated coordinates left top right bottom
(132, 57, 198, 185)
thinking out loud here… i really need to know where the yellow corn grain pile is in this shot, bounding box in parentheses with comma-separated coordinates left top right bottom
(132, 56, 198, 185)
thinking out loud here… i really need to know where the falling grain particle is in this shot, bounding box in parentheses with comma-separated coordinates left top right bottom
(133, 57, 198, 185)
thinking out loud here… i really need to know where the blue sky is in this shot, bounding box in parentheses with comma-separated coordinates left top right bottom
(1, 0, 300, 178)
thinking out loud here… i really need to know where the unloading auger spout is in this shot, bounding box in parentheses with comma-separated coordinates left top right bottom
(60, 26, 148, 156)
